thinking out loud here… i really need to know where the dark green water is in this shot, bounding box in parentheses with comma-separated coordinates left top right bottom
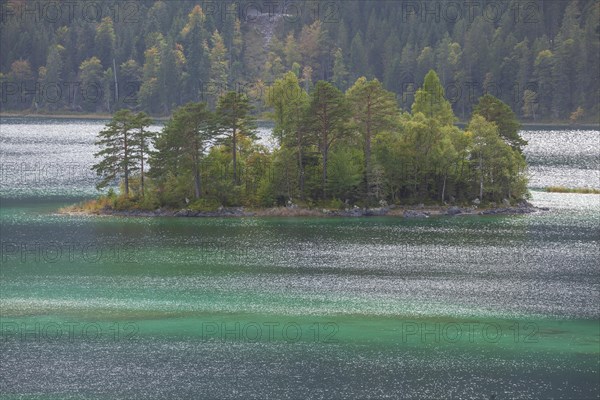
(1, 118, 599, 399)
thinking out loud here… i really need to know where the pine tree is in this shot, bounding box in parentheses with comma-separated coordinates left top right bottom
(412, 70, 456, 126)
(158, 40, 181, 115)
(552, 36, 577, 119)
(42, 45, 65, 110)
(119, 60, 142, 109)
(266, 72, 310, 197)
(209, 30, 229, 107)
(95, 17, 116, 69)
(284, 33, 301, 69)
(303, 81, 351, 198)
(78, 57, 105, 112)
(473, 94, 526, 153)
(299, 21, 327, 79)
(349, 32, 368, 81)
(216, 92, 257, 185)
(139, 37, 163, 114)
(533, 50, 554, 117)
(332, 48, 349, 91)
(180, 5, 209, 103)
(131, 112, 154, 196)
(346, 77, 398, 201)
(467, 115, 527, 202)
(92, 110, 138, 196)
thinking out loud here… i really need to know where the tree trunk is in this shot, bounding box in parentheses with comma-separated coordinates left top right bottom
(479, 155, 484, 201)
(298, 144, 305, 199)
(322, 147, 328, 199)
(124, 130, 129, 197)
(193, 135, 202, 199)
(194, 166, 201, 199)
(124, 168, 129, 196)
(285, 160, 290, 199)
(140, 129, 145, 197)
(365, 104, 372, 201)
(441, 172, 447, 203)
(232, 126, 238, 185)
(365, 136, 372, 199)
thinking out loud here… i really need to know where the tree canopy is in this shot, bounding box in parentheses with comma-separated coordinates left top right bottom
(474, 94, 526, 153)
(92, 109, 153, 196)
(93, 70, 529, 210)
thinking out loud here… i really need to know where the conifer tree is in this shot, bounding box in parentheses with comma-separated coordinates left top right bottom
(346, 77, 398, 201)
(473, 94, 526, 153)
(303, 81, 351, 198)
(92, 110, 138, 196)
(412, 70, 456, 126)
(216, 92, 257, 185)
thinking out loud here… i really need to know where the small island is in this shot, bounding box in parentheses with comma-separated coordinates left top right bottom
(66, 70, 548, 218)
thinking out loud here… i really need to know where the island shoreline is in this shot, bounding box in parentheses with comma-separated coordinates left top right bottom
(59, 201, 549, 219)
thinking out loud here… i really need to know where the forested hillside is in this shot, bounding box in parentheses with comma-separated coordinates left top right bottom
(1, 0, 598, 122)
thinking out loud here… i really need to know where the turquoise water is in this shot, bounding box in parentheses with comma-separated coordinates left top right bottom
(1, 118, 599, 399)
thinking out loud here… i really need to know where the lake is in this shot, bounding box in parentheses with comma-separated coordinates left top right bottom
(1, 117, 599, 399)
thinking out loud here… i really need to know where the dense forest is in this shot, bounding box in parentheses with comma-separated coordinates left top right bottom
(1, 0, 599, 122)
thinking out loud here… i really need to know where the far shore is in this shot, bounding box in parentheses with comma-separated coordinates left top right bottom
(59, 201, 549, 219)
(0, 112, 168, 122)
(2, 112, 598, 130)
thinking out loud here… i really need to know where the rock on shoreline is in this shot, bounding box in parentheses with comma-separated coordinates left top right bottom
(79, 201, 548, 218)
(96, 206, 252, 218)
(477, 201, 550, 215)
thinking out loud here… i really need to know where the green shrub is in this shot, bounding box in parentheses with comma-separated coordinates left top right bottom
(327, 198, 345, 210)
(113, 195, 137, 210)
(189, 198, 221, 212)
